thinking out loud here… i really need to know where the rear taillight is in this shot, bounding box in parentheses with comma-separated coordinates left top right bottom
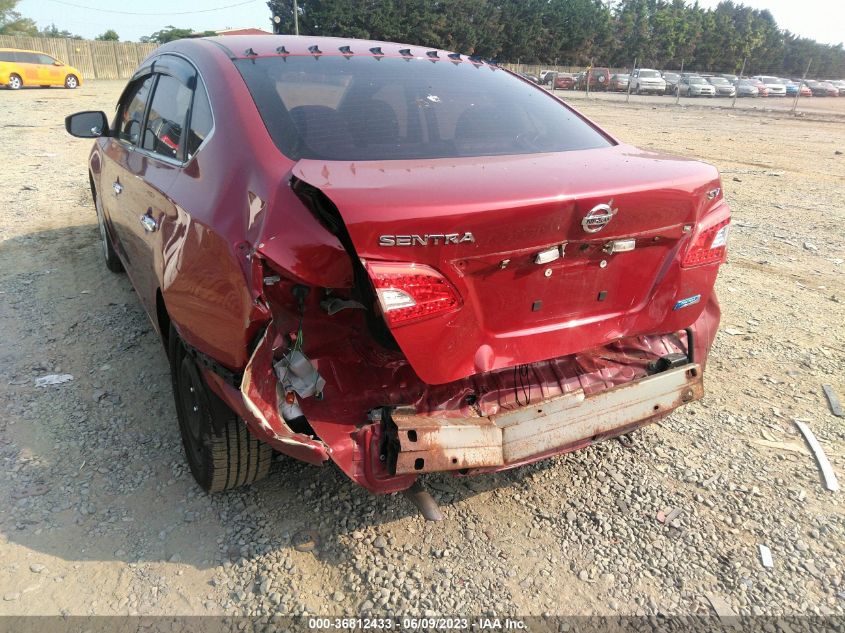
(682, 218, 730, 267)
(365, 261, 461, 326)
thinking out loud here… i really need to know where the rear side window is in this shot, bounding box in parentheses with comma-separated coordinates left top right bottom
(17, 52, 39, 64)
(0, 52, 16, 63)
(235, 56, 612, 161)
(117, 75, 155, 145)
(186, 78, 213, 159)
(142, 74, 192, 161)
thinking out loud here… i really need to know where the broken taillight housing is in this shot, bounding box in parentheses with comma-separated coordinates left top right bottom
(365, 261, 461, 326)
(682, 218, 730, 267)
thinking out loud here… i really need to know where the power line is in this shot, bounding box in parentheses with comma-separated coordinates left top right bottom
(43, 0, 260, 16)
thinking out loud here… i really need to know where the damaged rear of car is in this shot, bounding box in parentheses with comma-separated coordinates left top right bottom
(69, 36, 729, 500)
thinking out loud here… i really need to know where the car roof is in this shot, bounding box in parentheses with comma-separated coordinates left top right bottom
(0, 47, 55, 54)
(177, 34, 494, 65)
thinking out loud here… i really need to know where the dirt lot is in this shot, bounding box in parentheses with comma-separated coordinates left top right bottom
(1, 81, 843, 619)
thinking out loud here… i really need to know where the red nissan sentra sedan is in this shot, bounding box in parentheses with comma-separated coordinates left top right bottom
(66, 35, 729, 499)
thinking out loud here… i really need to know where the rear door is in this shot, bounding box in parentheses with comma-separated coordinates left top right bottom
(17, 52, 40, 85)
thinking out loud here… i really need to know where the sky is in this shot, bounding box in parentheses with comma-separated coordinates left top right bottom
(16, 0, 845, 46)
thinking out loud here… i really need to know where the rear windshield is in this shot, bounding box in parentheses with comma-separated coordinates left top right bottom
(234, 56, 612, 161)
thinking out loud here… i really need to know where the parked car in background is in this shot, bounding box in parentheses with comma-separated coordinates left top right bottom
(706, 76, 736, 97)
(519, 72, 540, 84)
(753, 76, 786, 96)
(817, 81, 840, 96)
(806, 80, 837, 96)
(608, 73, 629, 92)
(553, 72, 576, 90)
(678, 75, 715, 97)
(828, 80, 845, 96)
(630, 68, 666, 94)
(661, 72, 680, 94)
(734, 79, 760, 97)
(746, 78, 770, 96)
(718, 73, 738, 83)
(0, 47, 82, 90)
(539, 70, 556, 85)
(781, 79, 798, 96)
(64, 34, 730, 497)
(576, 67, 610, 91)
(798, 82, 812, 97)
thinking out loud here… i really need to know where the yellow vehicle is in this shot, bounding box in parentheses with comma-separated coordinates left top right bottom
(0, 48, 83, 90)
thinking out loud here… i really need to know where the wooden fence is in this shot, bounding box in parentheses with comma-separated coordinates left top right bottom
(0, 35, 158, 80)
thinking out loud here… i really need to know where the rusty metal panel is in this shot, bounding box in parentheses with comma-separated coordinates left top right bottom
(501, 364, 701, 462)
(392, 414, 503, 474)
(392, 363, 703, 473)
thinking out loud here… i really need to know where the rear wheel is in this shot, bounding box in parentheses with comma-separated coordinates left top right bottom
(9, 74, 22, 90)
(64, 74, 78, 89)
(169, 329, 272, 492)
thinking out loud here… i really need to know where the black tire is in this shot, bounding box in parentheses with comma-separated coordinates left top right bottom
(64, 74, 79, 89)
(93, 187, 124, 273)
(169, 329, 272, 492)
(9, 73, 22, 90)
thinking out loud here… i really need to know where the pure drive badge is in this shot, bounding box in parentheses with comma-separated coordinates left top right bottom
(379, 233, 475, 246)
(673, 294, 701, 310)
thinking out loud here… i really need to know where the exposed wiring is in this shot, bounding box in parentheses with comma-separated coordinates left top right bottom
(513, 364, 531, 407)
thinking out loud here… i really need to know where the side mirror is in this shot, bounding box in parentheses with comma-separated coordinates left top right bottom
(54, 61, 63, 66)
(66, 111, 109, 138)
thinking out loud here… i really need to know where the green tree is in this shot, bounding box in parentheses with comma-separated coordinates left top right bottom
(141, 25, 216, 44)
(96, 29, 119, 41)
(0, 0, 37, 35)
(40, 23, 81, 38)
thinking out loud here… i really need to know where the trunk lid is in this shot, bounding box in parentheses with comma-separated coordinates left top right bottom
(292, 144, 725, 385)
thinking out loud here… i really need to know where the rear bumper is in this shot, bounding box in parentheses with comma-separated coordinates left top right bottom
(389, 362, 702, 475)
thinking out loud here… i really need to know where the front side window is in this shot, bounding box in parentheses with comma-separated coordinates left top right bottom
(37, 54, 56, 65)
(235, 56, 612, 161)
(142, 74, 192, 160)
(117, 75, 155, 145)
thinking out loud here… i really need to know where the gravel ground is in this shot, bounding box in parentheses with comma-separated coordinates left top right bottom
(0, 80, 843, 619)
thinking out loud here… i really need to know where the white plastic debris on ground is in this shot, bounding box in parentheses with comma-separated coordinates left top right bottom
(34, 374, 74, 387)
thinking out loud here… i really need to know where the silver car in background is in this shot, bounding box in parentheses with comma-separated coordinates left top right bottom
(754, 75, 786, 96)
(630, 68, 667, 94)
(678, 75, 716, 97)
(707, 76, 736, 97)
(735, 78, 761, 97)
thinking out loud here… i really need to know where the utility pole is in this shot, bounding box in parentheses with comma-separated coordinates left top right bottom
(792, 58, 812, 115)
(293, 0, 299, 35)
(732, 58, 746, 108)
(586, 57, 593, 98)
(675, 59, 684, 105)
(626, 56, 636, 103)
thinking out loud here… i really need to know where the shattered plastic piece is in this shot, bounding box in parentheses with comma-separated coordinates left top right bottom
(758, 544, 773, 568)
(822, 384, 843, 417)
(274, 350, 326, 399)
(705, 592, 737, 625)
(35, 374, 73, 387)
(794, 420, 840, 492)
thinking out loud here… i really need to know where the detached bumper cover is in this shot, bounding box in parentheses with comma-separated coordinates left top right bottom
(391, 363, 702, 475)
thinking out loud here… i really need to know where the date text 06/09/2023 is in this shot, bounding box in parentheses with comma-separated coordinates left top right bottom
(307, 617, 528, 630)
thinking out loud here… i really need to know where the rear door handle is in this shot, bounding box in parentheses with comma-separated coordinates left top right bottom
(112, 181, 123, 195)
(139, 212, 158, 233)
